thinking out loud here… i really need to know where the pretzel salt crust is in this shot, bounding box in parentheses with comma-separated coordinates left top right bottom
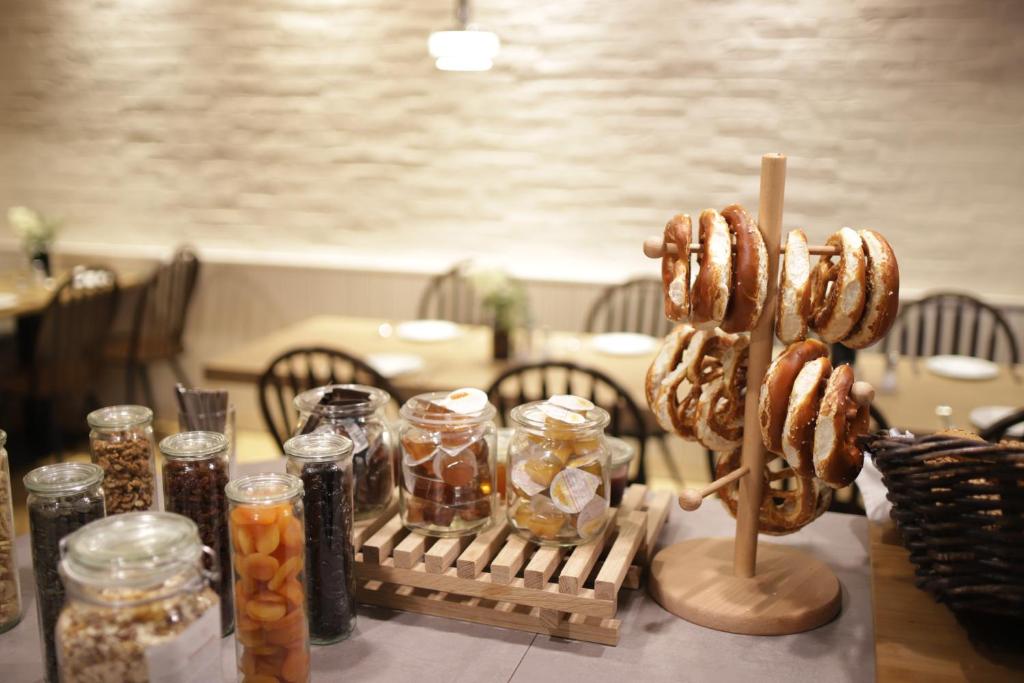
(775, 229, 812, 344)
(809, 227, 867, 342)
(661, 214, 693, 322)
(781, 356, 832, 478)
(720, 204, 768, 334)
(690, 209, 732, 330)
(813, 365, 869, 488)
(758, 339, 829, 455)
(644, 325, 693, 414)
(695, 340, 749, 451)
(715, 449, 832, 535)
(842, 229, 899, 349)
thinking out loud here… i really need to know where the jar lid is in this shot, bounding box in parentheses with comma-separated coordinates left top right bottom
(400, 390, 496, 427)
(284, 433, 354, 461)
(87, 404, 153, 429)
(510, 399, 610, 433)
(225, 472, 303, 505)
(294, 384, 390, 417)
(159, 431, 228, 459)
(24, 462, 105, 496)
(607, 436, 635, 467)
(60, 512, 202, 588)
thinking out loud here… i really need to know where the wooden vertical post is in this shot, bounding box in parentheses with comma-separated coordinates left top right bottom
(732, 153, 787, 578)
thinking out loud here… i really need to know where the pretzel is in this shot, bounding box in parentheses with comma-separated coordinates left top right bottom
(812, 365, 869, 488)
(695, 340, 749, 451)
(715, 449, 832, 535)
(720, 204, 768, 333)
(690, 209, 732, 329)
(775, 229, 812, 344)
(781, 356, 832, 478)
(809, 227, 867, 342)
(842, 229, 899, 349)
(661, 214, 693, 322)
(758, 339, 829, 455)
(644, 324, 694, 412)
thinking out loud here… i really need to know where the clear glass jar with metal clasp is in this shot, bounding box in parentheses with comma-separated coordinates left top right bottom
(87, 405, 158, 514)
(56, 512, 221, 683)
(0, 430, 22, 634)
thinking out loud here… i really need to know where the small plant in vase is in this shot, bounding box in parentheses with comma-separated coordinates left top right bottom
(8, 206, 60, 277)
(466, 264, 528, 361)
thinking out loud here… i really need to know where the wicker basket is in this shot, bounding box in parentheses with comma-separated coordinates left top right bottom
(864, 431, 1024, 622)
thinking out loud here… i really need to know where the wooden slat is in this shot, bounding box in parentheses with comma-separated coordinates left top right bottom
(624, 564, 641, 590)
(353, 494, 400, 552)
(394, 531, 430, 569)
(594, 510, 647, 601)
(617, 484, 647, 516)
(457, 519, 510, 579)
(490, 533, 531, 585)
(425, 536, 472, 574)
(558, 510, 616, 595)
(639, 490, 673, 562)
(524, 546, 564, 589)
(361, 514, 406, 565)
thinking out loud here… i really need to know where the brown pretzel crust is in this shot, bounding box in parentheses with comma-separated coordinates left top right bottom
(809, 227, 867, 342)
(720, 204, 768, 333)
(776, 229, 812, 344)
(813, 364, 868, 488)
(843, 229, 899, 349)
(661, 214, 693, 322)
(758, 339, 829, 455)
(690, 209, 732, 329)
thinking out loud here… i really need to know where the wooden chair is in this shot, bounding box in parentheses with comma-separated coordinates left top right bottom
(485, 360, 651, 484)
(979, 407, 1024, 442)
(1, 266, 119, 459)
(584, 277, 674, 338)
(417, 263, 488, 325)
(882, 292, 1020, 364)
(257, 346, 401, 449)
(106, 246, 201, 407)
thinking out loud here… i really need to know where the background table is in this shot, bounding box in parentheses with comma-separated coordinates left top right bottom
(0, 459, 874, 683)
(0, 268, 151, 320)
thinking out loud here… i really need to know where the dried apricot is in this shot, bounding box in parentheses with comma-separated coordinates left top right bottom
(277, 578, 305, 607)
(233, 525, 255, 555)
(247, 599, 287, 622)
(281, 647, 310, 683)
(267, 555, 303, 591)
(239, 553, 279, 582)
(237, 626, 266, 648)
(232, 505, 279, 527)
(279, 515, 304, 550)
(255, 523, 281, 555)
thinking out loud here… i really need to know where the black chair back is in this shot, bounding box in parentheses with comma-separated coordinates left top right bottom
(417, 263, 487, 325)
(130, 246, 201, 359)
(584, 277, 673, 338)
(485, 360, 650, 484)
(882, 292, 1020, 364)
(257, 346, 400, 448)
(979, 408, 1024, 442)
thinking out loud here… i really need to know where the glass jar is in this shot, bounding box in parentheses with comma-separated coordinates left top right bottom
(25, 462, 106, 683)
(160, 430, 233, 636)
(506, 398, 612, 546)
(285, 433, 356, 644)
(226, 473, 310, 683)
(398, 390, 497, 536)
(606, 436, 636, 508)
(56, 512, 221, 683)
(0, 431, 22, 634)
(294, 384, 395, 520)
(87, 405, 158, 514)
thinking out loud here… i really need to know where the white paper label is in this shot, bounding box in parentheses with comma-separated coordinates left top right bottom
(340, 419, 369, 453)
(144, 606, 221, 683)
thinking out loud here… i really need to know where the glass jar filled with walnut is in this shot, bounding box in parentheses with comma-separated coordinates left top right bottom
(0, 430, 22, 634)
(506, 396, 612, 546)
(56, 512, 221, 683)
(87, 405, 158, 514)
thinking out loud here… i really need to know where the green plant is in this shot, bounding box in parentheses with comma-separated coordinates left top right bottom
(465, 264, 528, 331)
(7, 206, 60, 254)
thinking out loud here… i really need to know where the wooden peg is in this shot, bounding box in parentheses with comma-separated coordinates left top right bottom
(678, 466, 750, 511)
(642, 239, 839, 259)
(851, 381, 874, 406)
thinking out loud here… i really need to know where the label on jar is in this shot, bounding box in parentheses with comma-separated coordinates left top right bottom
(341, 419, 370, 453)
(144, 606, 221, 683)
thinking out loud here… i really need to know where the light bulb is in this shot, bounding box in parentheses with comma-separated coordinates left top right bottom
(428, 29, 500, 72)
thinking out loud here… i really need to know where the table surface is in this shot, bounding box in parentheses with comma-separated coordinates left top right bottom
(1, 460, 874, 683)
(869, 521, 1024, 682)
(203, 314, 1022, 433)
(0, 267, 150, 319)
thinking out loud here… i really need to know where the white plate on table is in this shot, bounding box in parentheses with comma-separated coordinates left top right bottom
(590, 332, 658, 357)
(969, 406, 1024, 439)
(0, 293, 18, 309)
(366, 353, 425, 378)
(924, 355, 1000, 381)
(396, 319, 462, 343)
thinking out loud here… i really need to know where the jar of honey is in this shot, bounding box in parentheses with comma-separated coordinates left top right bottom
(398, 388, 496, 537)
(506, 396, 611, 546)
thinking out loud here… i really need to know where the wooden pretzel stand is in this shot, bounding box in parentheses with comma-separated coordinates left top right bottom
(643, 153, 872, 635)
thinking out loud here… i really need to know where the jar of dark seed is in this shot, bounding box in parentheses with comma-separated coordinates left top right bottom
(0, 431, 23, 634)
(24, 462, 106, 683)
(160, 430, 233, 636)
(285, 432, 357, 644)
(294, 384, 396, 520)
(87, 405, 158, 514)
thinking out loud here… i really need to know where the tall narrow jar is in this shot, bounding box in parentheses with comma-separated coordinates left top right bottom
(160, 430, 233, 635)
(0, 431, 22, 633)
(24, 462, 106, 683)
(285, 432, 357, 644)
(56, 512, 221, 683)
(87, 405, 158, 514)
(227, 473, 310, 683)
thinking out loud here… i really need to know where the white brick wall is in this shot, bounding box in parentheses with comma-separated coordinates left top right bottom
(1, 0, 1023, 300)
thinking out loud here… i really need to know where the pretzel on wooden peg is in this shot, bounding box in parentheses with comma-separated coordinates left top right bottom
(678, 465, 750, 511)
(642, 237, 840, 259)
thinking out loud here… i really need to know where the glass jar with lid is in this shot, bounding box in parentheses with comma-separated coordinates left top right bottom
(0, 430, 22, 634)
(506, 396, 612, 546)
(294, 384, 395, 520)
(25, 462, 106, 683)
(56, 512, 221, 683)
(398, 388, 497, 536)
(285, 433, 356, 644)
(227, 473, 310, 683)
(87, 405, 158, 514)
(160, 430, 233, 636)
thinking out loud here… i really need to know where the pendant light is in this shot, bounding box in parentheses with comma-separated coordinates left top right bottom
(428, 0, 500, 72)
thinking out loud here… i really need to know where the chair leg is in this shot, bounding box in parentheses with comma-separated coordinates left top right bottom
(169, 356, 192, 388)
(634, 441, 647, 485)
(140, 365, 157, 413)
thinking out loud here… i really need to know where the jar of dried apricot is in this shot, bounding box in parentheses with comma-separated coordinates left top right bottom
(506, 396, 612, 546)
(226, 473, 310, 683)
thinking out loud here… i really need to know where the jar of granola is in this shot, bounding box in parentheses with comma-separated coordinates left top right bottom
(0, 430, 22, 634)
(506, 396, 612, 546)
(398, 388, 496, 536)
(87, 405, 158, 514)
(227, 473, 310, 683)
(56, 512, 221, 683)
(294, 384, 395, 520)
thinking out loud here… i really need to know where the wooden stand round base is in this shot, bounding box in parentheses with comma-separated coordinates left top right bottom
(648, 538, 842, 635)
